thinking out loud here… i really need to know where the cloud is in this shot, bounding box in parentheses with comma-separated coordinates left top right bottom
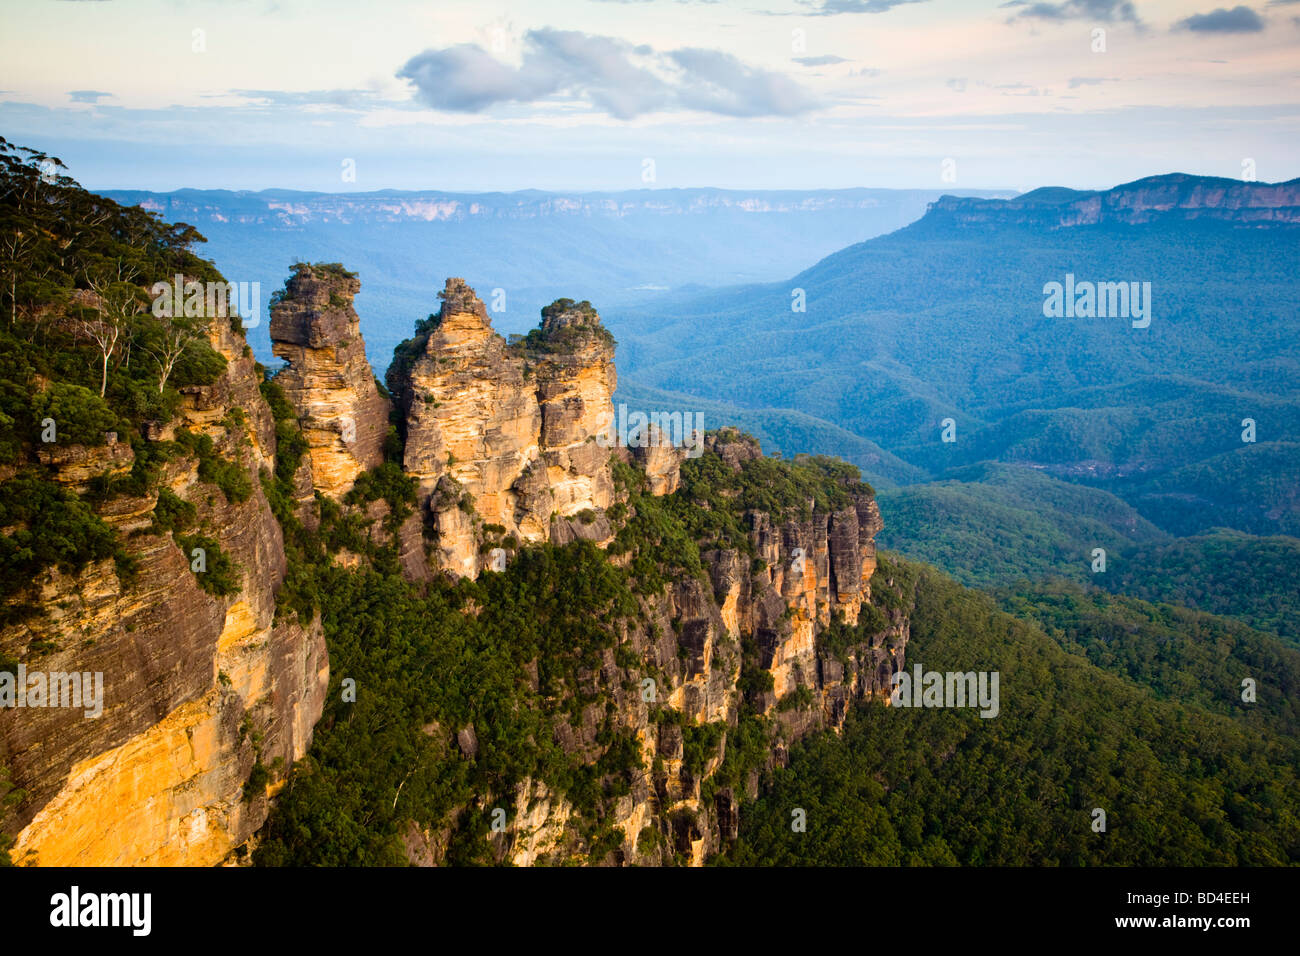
(68, 90, 112, 103)
(1000, 0, 1140, 23)
(398, 44, 560, 113)
(669, 48, 821, 115)
(1067, 76, 1117, 87)
(801, 0, 929, 13)
(1174, 6, 1266, 31)
(227, 89, 392, 109)
(398, 30, 821, 119)
(792, 55, 850, 65)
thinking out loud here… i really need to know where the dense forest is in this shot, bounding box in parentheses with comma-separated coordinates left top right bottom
(722, 566, 1300, 866)
(608, 199, 1300, 541)
(0, 136, 234, 615)
(252, 443, 882, 865)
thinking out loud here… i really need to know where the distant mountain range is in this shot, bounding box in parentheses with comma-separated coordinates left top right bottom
(609, 173, 1300, 549)
(923, 173, 1300, 228)
(101, 185, 1015, 366)
(106, 173, 1300, 601)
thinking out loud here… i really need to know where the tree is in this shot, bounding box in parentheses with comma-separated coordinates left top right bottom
(144, 314, 208, 393)
(80, 259, 145, 397)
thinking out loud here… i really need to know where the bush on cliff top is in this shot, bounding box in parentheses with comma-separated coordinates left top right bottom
(0, 472, 133, 621)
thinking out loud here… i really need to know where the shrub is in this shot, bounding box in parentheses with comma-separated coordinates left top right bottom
(176, 533, 241, 596)
(31, 383, 119, 446)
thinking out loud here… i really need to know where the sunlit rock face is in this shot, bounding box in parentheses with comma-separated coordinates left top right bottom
(3, 313, 328, 866)
(388, 280, 617, 579)
(402, 428, 899, 867)
(269, 263, 390, 498)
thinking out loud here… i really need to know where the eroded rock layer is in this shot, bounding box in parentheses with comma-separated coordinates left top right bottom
(269, 263, 390, 498)
(388, 280, 617, 578)
(406, 431, 903, 866)
(1, 311, 328, 866)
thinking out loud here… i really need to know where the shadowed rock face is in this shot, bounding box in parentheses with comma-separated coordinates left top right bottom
(2, 310, 328, 866)
(269, 264, 391, 498)
(389, 279, 617, 578)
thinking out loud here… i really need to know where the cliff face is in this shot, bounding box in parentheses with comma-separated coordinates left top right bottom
(269, 264, 391, 497)
(3, 258, 899, 868)
(1, 311, 328, 865)
(523, 434, 900, 866)
(255, 273, 903, 866)
(925, 174, 1300, 229)
(396, 429, 902, 867)
(388, 280, 617, 578)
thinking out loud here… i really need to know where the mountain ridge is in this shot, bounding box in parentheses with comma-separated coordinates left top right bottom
(922, 172, 1300, 229)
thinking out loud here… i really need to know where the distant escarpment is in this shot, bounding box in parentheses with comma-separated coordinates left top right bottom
(924, 173, 1300, 229)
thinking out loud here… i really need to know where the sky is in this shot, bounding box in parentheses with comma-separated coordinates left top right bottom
(0, 0, 1297, 193)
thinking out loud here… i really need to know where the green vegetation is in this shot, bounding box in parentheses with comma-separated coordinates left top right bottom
(176, 533, 241, 597)
(150, 487, 197, 534)
(1100, 531, 1300, 646)
(254, 443, 879, 865)
(253, 543, 647, 865)
(0, 472, 134, 622)
(873, 463, 1300, 649)
(998, 581, 1300, 735)
(30, 383, 121, 446)
(876, 463, 1164, 588)
(5, 138, 1297, 869)
(611, 435, 873, 576)
(0, 136, 243, 617)
(176, 430, 252, 505)
(720, 561, 1300, 866)
(345, 461, 417, 534)
(268, 262, 357, 315)
(613, 211, 1300, 540)
(541, 297, 597, 323)
(517, 298, 616, 355)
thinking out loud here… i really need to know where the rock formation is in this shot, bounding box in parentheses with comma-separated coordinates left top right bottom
(387, 280, 617, 578)
(2, 262, 899, 869)
(269, 263, 390, 497)
(405, 430, 902, 867)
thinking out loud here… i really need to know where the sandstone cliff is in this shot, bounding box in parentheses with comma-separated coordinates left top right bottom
(398, 429, 904, 867)
(269, 263, 391, 498)
(1, 304, 328, 866)
(251, 272, 904, 866)
(387, 280, 617, 578)
(2, 259, 901, 869)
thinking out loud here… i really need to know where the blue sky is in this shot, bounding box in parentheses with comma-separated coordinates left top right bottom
(1, 0, 1297, 192)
